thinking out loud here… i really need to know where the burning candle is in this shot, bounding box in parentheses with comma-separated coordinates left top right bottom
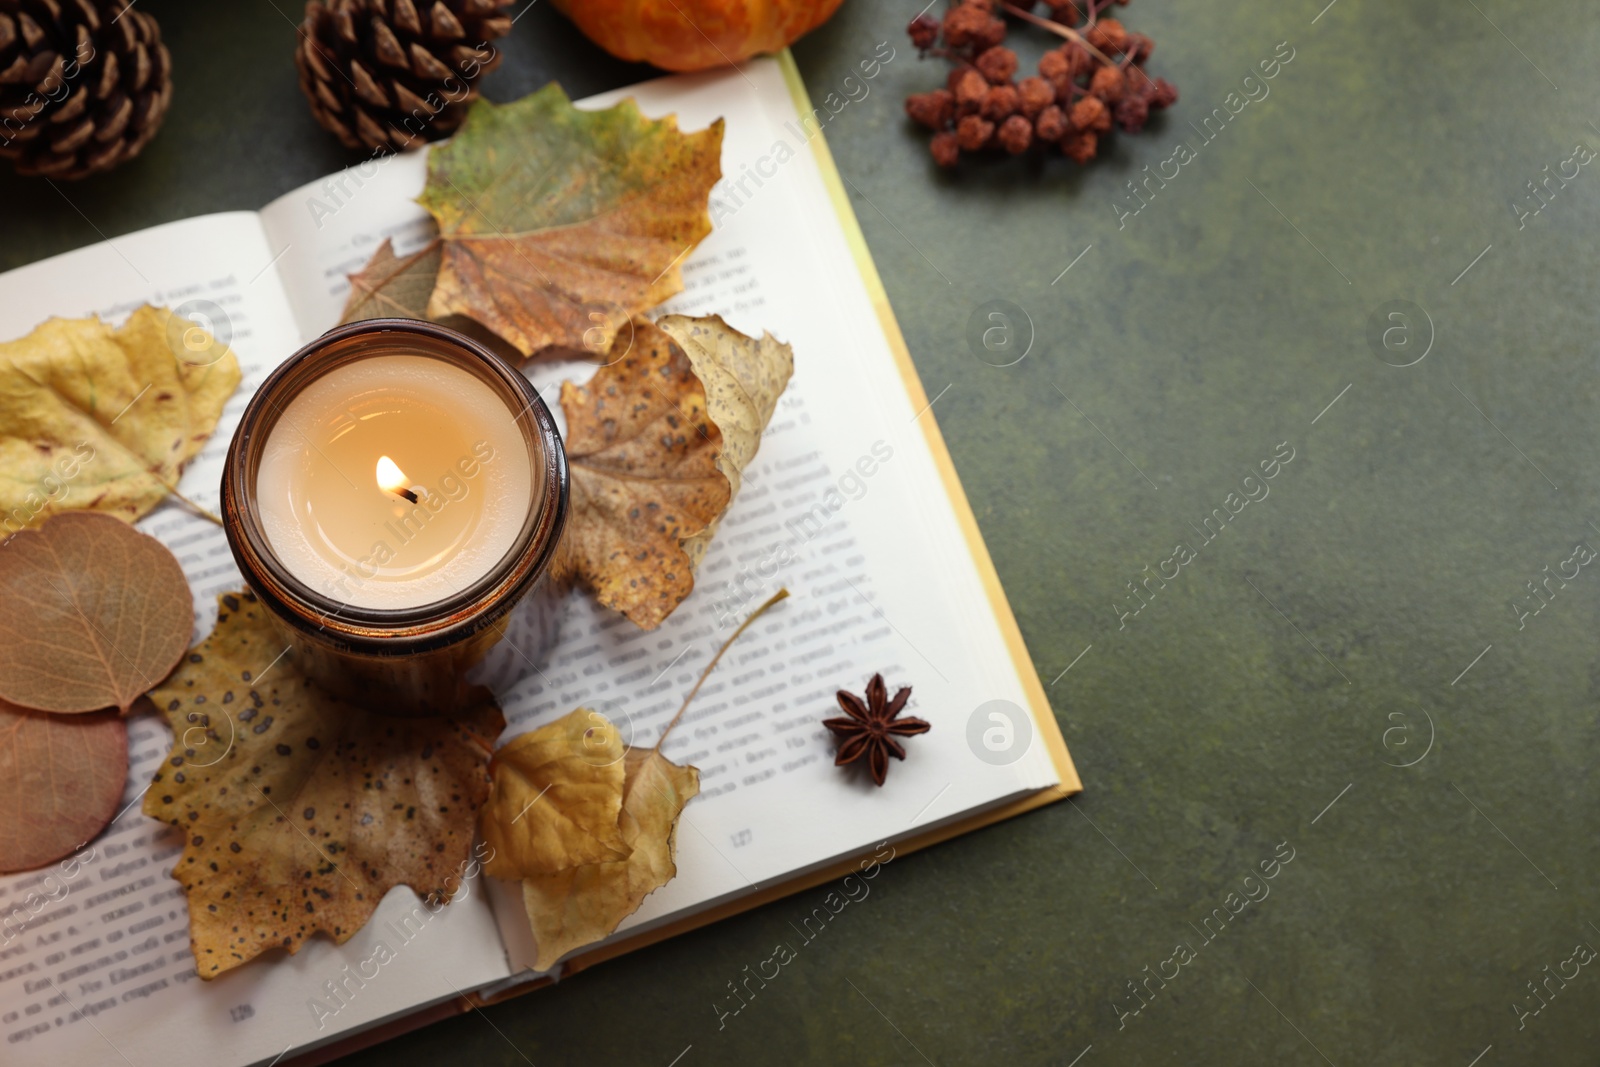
(254, 353, 534, 610)
(223, 319, 568, 714)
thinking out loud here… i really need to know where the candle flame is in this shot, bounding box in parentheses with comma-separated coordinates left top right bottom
(375, 455, 409, 493)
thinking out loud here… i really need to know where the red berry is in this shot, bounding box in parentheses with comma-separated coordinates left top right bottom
(1089, 66, 1126, 103)
(1043, 0, 1080, 26)
(976, 46, 1018, 84)
(930, 130, 961, 167)
(1070, 95, 1112, 133)
(1038, 49, 1070, 82)
(1018, 76, 1055, 118)
(1035, 104, 1069, 141)
(1062, 129, 1098, 163)
(1150, 78, 1179, 108)
(908, 13, 940, 50)
(998, 114, 1033, 154)
(953, 69, 989, 107)
(1113, 94, 1149, 132)
(943, 4, 992, 48)
(905, 89, 956, 130)
(1086, 18, 1129, 53)
(956, 114, 995, 151)
(981, 84, 1021, 122)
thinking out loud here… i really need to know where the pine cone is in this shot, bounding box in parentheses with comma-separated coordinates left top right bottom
(296, 0, 513, 153)
(0, 0, 172, 180)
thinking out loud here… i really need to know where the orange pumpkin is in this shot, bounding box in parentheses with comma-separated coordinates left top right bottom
(552, 0, 847, 72)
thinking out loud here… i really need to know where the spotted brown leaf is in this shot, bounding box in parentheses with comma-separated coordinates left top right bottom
(554, 318, 731, 629)
(142, 591, 504, 978)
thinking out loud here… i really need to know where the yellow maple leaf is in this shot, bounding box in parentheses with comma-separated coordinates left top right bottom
(0, 306, 240, 532)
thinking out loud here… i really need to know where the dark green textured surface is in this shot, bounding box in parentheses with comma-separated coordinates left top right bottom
(4, 1, 1598, 1063)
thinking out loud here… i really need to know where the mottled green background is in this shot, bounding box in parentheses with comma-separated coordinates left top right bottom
(4, 1, 1597, 1063)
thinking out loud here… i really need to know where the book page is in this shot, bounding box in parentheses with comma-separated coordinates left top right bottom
(259, 152, 436, 341)
(271, 59, 1068, 970)
(0, 216, 511, 1066)
(260, 59, 1062, 974)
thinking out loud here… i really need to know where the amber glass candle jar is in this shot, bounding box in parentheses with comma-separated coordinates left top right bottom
(221, 319, 568, 715)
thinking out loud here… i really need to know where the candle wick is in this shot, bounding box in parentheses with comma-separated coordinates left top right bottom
(393, 487, 420, 504)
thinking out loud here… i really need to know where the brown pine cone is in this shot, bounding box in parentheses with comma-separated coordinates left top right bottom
(296, 0, 512, 153)
(0, 0, 172, 180)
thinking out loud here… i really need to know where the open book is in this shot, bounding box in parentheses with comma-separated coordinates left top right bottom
(0, 54, 1079, 1066)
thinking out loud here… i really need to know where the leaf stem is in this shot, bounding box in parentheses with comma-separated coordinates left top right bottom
(999, 2, 1117, 67)
(654, 588, 789, 752)
(164, 485, 223, 527)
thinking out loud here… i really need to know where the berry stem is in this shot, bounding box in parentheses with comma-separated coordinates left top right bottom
(653, 588, 790, 752)
(999, 2, 1117, 67)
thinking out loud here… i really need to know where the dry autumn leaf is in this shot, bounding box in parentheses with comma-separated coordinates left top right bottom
(340, 237, 442, 323)
(0, 305, 241, 531)
(479, 708, 630, 879)
(556, 316, 792, 628)
(556, 318, 731, 629)
(518, 744, 698, 971)
(0, 701, 127, 873)
(142, 591, 504, 979)
(0, 512, 191, 714)
(656, 314, 794, 565)
(483, 590, 784, 970)
(418, 84, 723, 359)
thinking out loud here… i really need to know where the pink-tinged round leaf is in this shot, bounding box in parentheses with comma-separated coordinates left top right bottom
(0, 700, 128, 873)
(0, 512, 191, 713)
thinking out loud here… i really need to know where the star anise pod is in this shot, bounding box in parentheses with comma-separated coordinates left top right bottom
(824, 674, 930, 787)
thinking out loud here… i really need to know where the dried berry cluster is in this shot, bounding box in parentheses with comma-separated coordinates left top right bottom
(905, 0, 1177, 167)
